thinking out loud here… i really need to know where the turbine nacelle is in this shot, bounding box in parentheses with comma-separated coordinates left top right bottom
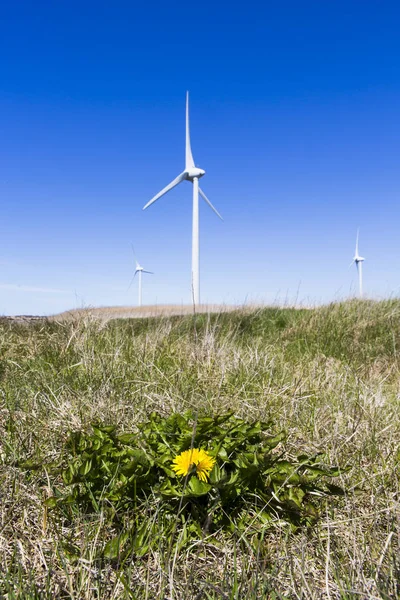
(185, 167, 205, 180)
(354, 256, 365, 263)
(135, 260, 143, 274)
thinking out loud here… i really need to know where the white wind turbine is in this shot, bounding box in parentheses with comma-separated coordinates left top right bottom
(350, 229, 365, 298)
(143, 92, 222, 306)
(128, 248, 153, 307)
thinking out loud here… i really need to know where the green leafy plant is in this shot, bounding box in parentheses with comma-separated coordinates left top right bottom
(47, 412, 345, 538)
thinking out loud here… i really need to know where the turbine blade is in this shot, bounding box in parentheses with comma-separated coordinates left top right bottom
(185, 91, 195, 170)
(127, 272, 137, 291)
(131, 244, 140, 267)
(199, 187, 223, 220)
(142, 270, 154, 274)
(355, 228, 359, 256)
(143, 172, 186, 210)
(131, 246, 143, 271)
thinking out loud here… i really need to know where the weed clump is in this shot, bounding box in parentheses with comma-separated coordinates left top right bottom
(41, 412, 345, 558)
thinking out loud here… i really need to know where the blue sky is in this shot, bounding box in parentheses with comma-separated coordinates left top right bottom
(1, 1, 399, 315)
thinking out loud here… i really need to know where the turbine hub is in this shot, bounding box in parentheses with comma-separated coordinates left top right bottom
(186, 167, 205, 180)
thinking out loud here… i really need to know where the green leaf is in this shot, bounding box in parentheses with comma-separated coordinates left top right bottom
(62, 464, 76, 484)
(132, 522, 152, 557)
(118, 433, 138, 445)
(264, 431, 286, 448)
(44, 496, 58, 508)
(103, 531, 130, 559)
(79, 459, 92, 476)
(233, 456, 250, 469)
(187, 477, 212, 496)
(17, 459, 42, 470)
(287, 486, 305, 508)
(217, 447, 229, 460)
(94, 425, 116, 435)
(159, 465, 176, 478)
(159, 479, 182, 498)
(209, 463, 224, 484)
(325, 483, 346, 496)
(273, 460, 295, 473)
(224, 470, 239, 485)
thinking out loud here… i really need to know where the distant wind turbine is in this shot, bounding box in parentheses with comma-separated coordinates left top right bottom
(143, 92, 222, 306)
(350, 229, 365, 298)
(128, 247, 153, 307)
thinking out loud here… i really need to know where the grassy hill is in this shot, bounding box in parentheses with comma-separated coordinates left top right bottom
(0, 300, 399, 598)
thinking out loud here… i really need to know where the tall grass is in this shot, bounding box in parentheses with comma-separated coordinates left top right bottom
(0, 300, 399, 598)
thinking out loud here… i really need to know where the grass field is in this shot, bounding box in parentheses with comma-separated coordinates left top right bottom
(0, 300, 399, 599)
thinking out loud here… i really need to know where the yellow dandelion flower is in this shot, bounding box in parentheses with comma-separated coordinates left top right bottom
(172, 448, 216, 482)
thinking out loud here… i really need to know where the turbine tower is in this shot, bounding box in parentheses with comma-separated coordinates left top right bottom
(143, 92, 222, 305)
(350, 229, 365, 298)
(128, 248, 153, 307)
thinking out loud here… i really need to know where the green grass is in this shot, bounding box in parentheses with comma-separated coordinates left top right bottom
(0, 300, 399, 599)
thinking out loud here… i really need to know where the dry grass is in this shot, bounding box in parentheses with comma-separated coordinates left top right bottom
(49, 304, 244, 322)
(0, 300, 399, 598)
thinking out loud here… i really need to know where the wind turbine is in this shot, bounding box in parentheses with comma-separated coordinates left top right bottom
(143, 92, 222, 306)
(128, 248, 153, 307)
(350, 229, 365, 298)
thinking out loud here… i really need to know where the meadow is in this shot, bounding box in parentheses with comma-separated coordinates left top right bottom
(0, 300, 399, 599)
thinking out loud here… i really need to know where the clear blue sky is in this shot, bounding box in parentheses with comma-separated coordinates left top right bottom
(1, 1, 399, 315)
